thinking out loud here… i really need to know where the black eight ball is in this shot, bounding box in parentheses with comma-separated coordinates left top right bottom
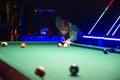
(69, 64, 79, 75)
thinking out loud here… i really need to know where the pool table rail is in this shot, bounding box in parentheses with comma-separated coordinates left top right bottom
(0, 60, 29, 80)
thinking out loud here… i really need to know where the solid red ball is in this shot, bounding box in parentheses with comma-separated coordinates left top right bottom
(35, 66, 45, 78)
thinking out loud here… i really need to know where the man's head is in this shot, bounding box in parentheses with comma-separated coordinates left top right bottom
(60, 20, 71, 36)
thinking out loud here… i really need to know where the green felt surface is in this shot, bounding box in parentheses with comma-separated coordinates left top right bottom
(0, 42, 120, 80)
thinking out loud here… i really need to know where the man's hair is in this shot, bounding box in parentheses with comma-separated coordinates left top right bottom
(60, 20, 71, 29)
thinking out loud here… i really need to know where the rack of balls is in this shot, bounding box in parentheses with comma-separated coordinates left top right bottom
(1, 42, 8, 47)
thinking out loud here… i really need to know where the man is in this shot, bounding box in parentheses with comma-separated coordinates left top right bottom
(55, 16, 83, 45)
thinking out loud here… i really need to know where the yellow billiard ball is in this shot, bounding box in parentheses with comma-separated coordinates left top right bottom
(21, 43, 26, 48)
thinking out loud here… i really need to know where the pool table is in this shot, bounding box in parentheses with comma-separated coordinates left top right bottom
(0, 42, 120, 80)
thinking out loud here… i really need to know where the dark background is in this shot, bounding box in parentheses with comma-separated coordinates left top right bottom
(0, 0, 120, 40)
(22, 0, 120, 36)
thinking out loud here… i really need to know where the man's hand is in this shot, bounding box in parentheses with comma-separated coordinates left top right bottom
(64, 39, 72, 46)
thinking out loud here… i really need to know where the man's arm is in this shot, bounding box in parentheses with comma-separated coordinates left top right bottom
(69, 24, 78, 42)
(63, 24, 78, 45)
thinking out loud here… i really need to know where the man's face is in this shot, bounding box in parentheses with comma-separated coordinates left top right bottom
(60, 27, 69, 36)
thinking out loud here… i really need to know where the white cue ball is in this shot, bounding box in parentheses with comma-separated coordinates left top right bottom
(63, 43, 68, 47)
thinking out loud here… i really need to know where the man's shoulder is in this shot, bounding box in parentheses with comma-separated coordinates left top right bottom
(70, 23, 78, 30)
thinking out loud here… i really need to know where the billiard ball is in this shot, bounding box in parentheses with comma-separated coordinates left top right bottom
(63, 43, 68, 47)
(1, 42, 5, 47)
(69, 64, 79, 75)
(21, 43, 26, 48)
(57, 42, 62, 47)
(1, 42, 8, 47)
(5, 42, 8, 46)
(103, 48, 108, 54)
(35, 66, 45, 78)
